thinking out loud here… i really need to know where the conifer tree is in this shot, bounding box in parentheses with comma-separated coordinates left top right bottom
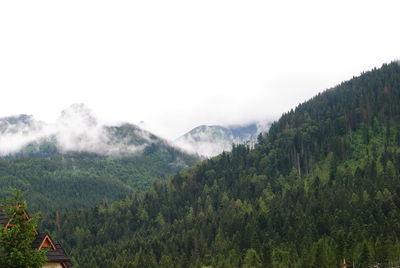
(0, 190, 47, 268)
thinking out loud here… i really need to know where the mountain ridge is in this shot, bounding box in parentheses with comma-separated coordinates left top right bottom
(175, 120, 272, 157)
(42, 61, 400, 267)
(0, 104, 179, 157)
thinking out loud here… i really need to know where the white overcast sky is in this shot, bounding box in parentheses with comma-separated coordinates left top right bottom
(0, 0, 399, 139)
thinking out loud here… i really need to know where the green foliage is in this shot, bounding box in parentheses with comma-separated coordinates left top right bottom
(38, 62, 400, 266)
(0, 190, 47, 268)
(242, 249, 262, 268)
(0, 142, 198, 212)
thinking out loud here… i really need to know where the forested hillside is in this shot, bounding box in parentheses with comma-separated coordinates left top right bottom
(42, 62, 400, 267)
(0, 123, 199, 212)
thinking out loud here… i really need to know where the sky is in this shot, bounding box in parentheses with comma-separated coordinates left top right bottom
(0, 0, 399, 140)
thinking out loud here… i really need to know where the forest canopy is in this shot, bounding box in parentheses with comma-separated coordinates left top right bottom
(35, 62, 400, 267)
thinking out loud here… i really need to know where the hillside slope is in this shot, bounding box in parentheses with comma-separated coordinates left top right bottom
(0, 105, 199, 212)
(43, 62, 400, 267)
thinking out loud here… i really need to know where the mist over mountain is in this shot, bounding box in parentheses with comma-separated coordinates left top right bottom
(0, 103, 273, 159)
(0, 103, 200, 212)
(0, 103, 179, 157)
(0, 114, 51, 155)
(175, 120, 272, 157)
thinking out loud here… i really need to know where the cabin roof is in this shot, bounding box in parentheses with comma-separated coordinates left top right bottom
(32, 232, 48, 248)
(0, 208, 72, 267)
(47, 241, 73, 265)
(0, 207, 32, 228)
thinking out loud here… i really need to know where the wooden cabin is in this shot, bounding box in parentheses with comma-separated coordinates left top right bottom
(0, 208, 72, 268)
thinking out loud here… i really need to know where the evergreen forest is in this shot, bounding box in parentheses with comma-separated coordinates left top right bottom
(0, 129, 199, 212)
(35, 62, 400, 267)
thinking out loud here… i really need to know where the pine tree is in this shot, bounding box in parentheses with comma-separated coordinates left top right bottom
(0, 190, 47, 268)
(242, 248, 262, 268)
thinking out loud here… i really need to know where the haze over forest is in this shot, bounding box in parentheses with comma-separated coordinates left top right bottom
(1, 1, 400, 267)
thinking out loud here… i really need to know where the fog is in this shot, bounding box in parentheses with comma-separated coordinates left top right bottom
(0, 104, 154, 156)
(174, 121, 271, 157)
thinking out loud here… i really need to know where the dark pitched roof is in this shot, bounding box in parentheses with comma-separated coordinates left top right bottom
(0, 209, 72, 267)
(31, 232, 73, 267)
(47, 241, 73, 267)
(0, 208, 30, 226)
(32, 232, 47, 249)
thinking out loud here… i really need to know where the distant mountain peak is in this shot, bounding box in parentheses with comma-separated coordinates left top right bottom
(175, 120, 272, 157)
(0, 114, 33, 124)
(0, 114, 50, 155)
(0, 114, 42, 133)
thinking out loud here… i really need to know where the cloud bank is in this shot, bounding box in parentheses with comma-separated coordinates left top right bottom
(0, 103, 272, 158)
(0, 104, 155, 156)
(174, 121, 272, 157)
(0, 115, 53, 155)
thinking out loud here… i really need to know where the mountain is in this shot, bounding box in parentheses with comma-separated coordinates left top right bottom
(0, 114, 51, 156)
(0, 114, 42, 133)
(41, 62, 400, 267)
(0, 104, 199, 212)
(1, 104, 163, 157)
(175, 120, 272, 157)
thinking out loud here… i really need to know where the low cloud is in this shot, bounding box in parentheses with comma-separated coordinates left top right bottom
(55, 103, 110, 154)
(0, 104, 156, 156)
(174, 121, 272, 158)
(0, 104, 272, 158)
(0, 115, 54, 155)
